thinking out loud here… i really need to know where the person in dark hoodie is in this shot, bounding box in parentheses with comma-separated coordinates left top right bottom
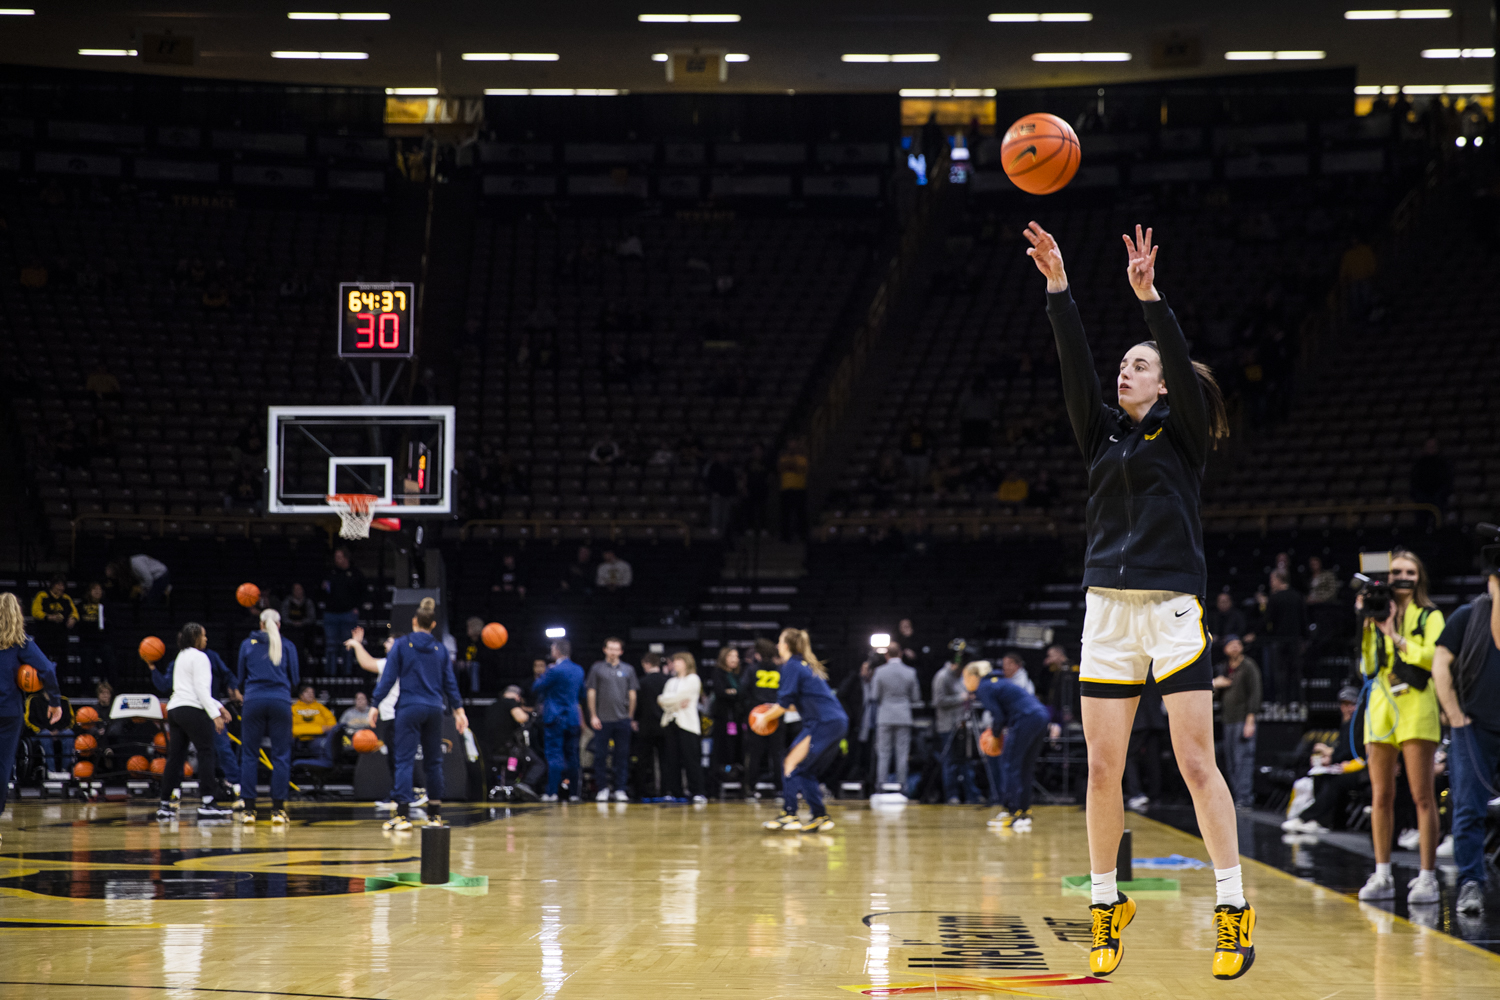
(1026, 222, 1252, 982)
(370, 597, 468, 831)
(236, 608, 299, 826)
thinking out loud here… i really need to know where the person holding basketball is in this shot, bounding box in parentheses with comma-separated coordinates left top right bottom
(963, 661, 1053, 832)
(1025, 221, 1253, 980)
(236, 608, 300, 826)
(0, 592, 62, 843)
(369, 597, 469, 830)
(756, 629, 847, 833)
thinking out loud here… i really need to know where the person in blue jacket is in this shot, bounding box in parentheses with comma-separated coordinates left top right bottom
(0, 592, 62, 842)
(151, 637, 241, 802)
(370, 598, 468, 831)
(531, 638, 585, 802)
(756, 628, 848, 832)
(965, 661, 1053, 832)
(237, 608, 299, 826)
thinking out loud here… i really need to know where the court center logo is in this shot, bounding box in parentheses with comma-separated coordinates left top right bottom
(849, 912, 1107, 996)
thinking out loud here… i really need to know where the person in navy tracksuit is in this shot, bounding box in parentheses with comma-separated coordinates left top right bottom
(754, 628, 848, 832)
(0, 592, 62, 835)
(965, 662, 1052, 830)
(531, 638, 585, 802)
(370, 598, 468, 830)
(237, 608, 299, 826)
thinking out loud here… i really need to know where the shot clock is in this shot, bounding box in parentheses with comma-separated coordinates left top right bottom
(338, 281, 415, 359)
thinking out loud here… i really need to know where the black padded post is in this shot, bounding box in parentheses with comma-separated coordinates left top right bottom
(420, 824, 451, 884)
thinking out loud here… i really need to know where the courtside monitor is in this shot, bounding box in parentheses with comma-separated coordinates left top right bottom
(267, 405, 455, 514)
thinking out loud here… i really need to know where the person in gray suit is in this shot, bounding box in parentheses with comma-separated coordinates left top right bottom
(871, 643, 921, 792)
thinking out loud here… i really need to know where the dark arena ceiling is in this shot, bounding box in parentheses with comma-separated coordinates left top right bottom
(0, 1, 1496, 97)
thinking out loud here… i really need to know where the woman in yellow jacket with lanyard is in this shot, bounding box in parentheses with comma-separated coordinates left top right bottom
(1356, 549, 1445, 905)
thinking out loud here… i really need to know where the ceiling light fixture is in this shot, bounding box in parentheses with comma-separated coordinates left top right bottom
(638, 13, 741, 22)
(484, 88, 620, 96)
(78, 48, 137, 56)
(0, 8, 36, 14)
(288, 12, 390, 20)
(462, 52, 560, 61)
(1224, 50, 1325, 60)
(651, 52, 668, 61)
(1031, 51, 1131, 61)
(1344, 8, 1451, 18)
(1421, 47, 1494, 58)
(841, 53, 941, 63)
(725, 52, 749, 62)
(899, 88, 999, 97)
(989, 12, 1093, 22)
(271, 50, 368, 59)
(385, 87, 437, 95)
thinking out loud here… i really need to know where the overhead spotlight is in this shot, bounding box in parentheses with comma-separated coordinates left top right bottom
(870, 633, 891, 648)
(79, 48, 138, 56)
(385, 87, 438, 95)
(545, 627, 567, 638)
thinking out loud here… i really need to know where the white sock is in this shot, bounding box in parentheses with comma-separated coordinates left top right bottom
(1214, 865, 1246, 908)
(1091, 869, 1118, 905)
(1376, 862, 1392, 879)
(1415, 869, 1437, 883)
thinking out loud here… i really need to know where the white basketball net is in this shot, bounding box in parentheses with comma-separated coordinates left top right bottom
(328, 494, 378, 540)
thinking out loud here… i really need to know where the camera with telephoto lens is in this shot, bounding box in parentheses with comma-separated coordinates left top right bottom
(1479, 523, 1500, 577)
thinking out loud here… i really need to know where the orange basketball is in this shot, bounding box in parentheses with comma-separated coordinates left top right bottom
(15, 664, 40, 693)
(1001, 113, 1081, 195)
(481, 622, 509, 650)
(74, 733, 97, 755)
(183, 761, 194, 778)
(979, 727, 1005, 757)
(127, 754, 150, 773)
(73, 761, 94, 779)
(749, 703, 779, 736)
(236, 582, 261, 608)
(352, 728, 381, 753)
(150, 757, 167, 774)
(154, 731, 167, 748)
(139, 635, 166, 663)
(76, 706, 100, 725)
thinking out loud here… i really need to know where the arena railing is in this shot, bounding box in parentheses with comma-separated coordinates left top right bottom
(70, 512, 337, 563)
(458, 518, 694, 546)
(815, 501, 1442, 541)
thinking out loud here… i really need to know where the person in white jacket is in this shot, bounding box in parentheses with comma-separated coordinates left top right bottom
(157, 622, 233, 821)
(658, 652, 706, 802)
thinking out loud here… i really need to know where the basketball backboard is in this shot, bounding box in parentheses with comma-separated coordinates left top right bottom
(267, 405, 456, 514)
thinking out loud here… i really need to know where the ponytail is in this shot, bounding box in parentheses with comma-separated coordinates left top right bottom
(1192, 360, 1231, 446)
(415, 597, 438, 631)
(778, 628, 826, 679)
(260, 608, 283, 667)
(1138, 342, 1231, 446)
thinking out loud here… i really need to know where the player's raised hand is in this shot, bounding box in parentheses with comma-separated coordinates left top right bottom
(1122, 224, 1161, 302)
(1023, 221, 1068, 292)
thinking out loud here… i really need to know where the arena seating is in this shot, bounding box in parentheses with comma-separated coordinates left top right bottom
(822, 184, 1391, 537)
(1, 194, 385, 545)
(450, 212, 878, 534)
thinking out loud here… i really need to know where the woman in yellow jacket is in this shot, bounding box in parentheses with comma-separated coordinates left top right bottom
(1356, 549, 1445, 905)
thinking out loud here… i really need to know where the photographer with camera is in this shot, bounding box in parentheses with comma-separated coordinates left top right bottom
(1430, 534, 1500, 916)
(1354, 549, 1446, 904)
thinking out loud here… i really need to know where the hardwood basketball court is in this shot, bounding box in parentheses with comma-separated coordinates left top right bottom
(1, 799, 1496, 999)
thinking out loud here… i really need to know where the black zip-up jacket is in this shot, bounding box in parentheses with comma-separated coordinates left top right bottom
(1046, 287, 1208, 597)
